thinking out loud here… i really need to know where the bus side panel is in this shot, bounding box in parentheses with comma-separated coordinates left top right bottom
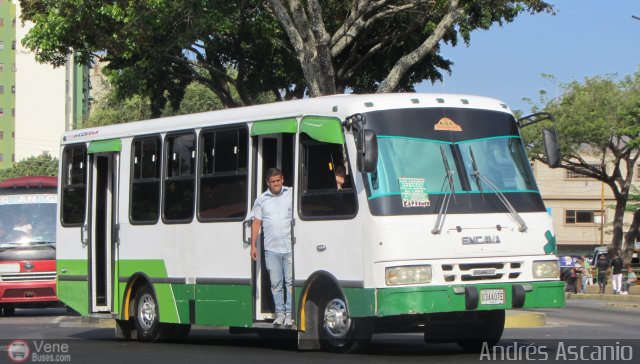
(195, 284, 252, 327)
(118, 260, 180, 324)
(56, 259, 89, 316)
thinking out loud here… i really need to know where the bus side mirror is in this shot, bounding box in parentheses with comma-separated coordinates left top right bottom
(356, 129, 378, 173)
(542, 128, 561, 168)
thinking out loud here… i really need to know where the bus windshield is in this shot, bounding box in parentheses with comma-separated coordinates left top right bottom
(363, 107, 544, 216)
(0, 194, 56, 246)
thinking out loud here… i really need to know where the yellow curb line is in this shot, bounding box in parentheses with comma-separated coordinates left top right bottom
(505, 312, 546, 328)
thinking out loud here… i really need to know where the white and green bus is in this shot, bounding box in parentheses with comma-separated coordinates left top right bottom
(56, 93, 564, 352)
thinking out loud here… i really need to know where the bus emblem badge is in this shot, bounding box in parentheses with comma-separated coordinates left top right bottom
(23, 262, 34, 271)
(434, 117, 462, 131)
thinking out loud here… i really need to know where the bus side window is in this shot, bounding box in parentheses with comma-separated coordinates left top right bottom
(163, 132, 196, 222)
(61, 145, 87, 226)
(198, 127, 248, 220)
(299, 134, 357, 218)
(130, 136, 161, 223)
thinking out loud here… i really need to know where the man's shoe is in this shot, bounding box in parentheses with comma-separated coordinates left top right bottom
(273, 313, 286, 326)
(620, 291, 628, 295)
(284, 314, 293, 326)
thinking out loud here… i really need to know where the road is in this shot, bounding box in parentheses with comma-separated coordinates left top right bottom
(1, 299, 639, 363)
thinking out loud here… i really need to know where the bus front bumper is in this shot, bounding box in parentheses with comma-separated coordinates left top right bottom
(375, 281, 564, 317)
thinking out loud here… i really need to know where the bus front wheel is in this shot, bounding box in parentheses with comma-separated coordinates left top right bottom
(318, 289, 371, 353)
(134, 285, 161, 342)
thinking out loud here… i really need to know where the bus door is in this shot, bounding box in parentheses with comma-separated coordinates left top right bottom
(294, 117, 360, 288)
(249, 121, 296, 322)
(86, 141, 121, 314)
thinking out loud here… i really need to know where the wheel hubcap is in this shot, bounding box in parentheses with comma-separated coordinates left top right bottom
(138, 293, 156, 330)
(323, 298, 350, 339)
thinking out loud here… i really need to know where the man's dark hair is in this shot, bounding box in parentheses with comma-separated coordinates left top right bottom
(265, 168, 283, 180)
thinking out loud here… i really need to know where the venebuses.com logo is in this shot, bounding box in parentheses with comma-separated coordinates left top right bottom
(6, 340, 30, 363)
(5, 339, 71, 362)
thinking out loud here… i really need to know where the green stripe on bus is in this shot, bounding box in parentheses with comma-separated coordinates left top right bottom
(195, 283, 252, 327)
(57, 280, 89, 316)
(250, 118, 298, 136)
(300, 116, 345, 144)
(87, 138, 122, 154)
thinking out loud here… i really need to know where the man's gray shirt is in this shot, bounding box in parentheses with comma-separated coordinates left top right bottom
(250, 186, 293, 254)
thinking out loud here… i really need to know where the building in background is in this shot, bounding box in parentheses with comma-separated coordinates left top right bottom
(0, 0, 89, 169)
(533, 160, 637, 257)
(0, 0, 15, 169)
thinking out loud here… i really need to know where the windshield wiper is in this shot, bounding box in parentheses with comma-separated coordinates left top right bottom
(432, 146, 456, 234)
(468, 146, 528, 232)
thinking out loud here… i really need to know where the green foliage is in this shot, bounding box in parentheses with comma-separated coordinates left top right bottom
(85, 82, 226, 127)
(0, 154, 58, 180)
(20, 0, 552, 115)
(522, 68, 640, 252)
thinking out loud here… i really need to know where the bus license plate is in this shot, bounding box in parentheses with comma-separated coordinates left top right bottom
(0, 263, 20, 273)
(480, 289, 505, 305)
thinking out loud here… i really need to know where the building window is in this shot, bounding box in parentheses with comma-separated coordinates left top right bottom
(0, 108, 4, 116)
(565, 209, 603, 224)
(0, 153, 3, 162)
(0, 41, 4, 50)
(0, 86, 4, 94)
(11, 63, 15, 72)
(0, 131, 3, 139)
(0, 64, 4, 72)
(11, 108, 14, 116)
(11, 41, 15, 50)
(11, 85, 14, 93)
(0, 19, 4, 27)
(11, 154, 14, 162)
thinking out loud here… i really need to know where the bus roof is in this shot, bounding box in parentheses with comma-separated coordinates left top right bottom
(60, 93, 513, 145)
(0, 176, 57, 189)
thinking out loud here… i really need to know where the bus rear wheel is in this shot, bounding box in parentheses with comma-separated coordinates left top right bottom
(318, 289, 371, 353)
(134, 285, 162, 342)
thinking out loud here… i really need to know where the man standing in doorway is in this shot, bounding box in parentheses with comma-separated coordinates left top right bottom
(250, 168, 293, 327)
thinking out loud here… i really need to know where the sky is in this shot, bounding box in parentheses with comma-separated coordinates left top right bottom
(419, 0, 640, 113)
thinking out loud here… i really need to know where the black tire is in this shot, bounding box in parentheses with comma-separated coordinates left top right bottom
(456, 310, 505, 353)
(133, 285, 161, 342)
(3, 307, 15, 316)
(318, 289, 371, 353)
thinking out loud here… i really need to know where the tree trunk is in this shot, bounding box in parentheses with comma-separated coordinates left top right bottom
(623, 210, 640, 265)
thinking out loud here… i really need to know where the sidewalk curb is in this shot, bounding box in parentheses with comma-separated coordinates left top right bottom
(566, 293, 640, 303)
(504, 311, 546, 328)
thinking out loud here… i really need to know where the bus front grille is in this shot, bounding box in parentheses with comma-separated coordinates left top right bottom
(440, 262, 523, 283)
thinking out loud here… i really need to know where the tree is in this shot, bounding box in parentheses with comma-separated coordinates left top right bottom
(85, 82, 225, 127)
(20, 0, 553, 116)
(522, 71, 640, 262)
(0, 154, 59, 180)
(20, 0, 302, 116)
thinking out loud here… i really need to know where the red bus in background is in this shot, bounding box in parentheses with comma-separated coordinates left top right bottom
(0, 176, 58, 316)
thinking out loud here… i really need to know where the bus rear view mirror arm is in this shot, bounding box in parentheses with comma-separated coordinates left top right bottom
(517, 112, 561, 168)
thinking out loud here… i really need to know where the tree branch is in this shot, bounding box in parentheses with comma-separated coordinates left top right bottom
(377, 0, 461, 93)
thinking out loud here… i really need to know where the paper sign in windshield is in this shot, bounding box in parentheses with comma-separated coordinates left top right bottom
(399, 177, 430, 207)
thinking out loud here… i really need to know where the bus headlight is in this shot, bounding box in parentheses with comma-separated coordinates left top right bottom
(385, 265, 432, 285)
(532, 260, 559, 279)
